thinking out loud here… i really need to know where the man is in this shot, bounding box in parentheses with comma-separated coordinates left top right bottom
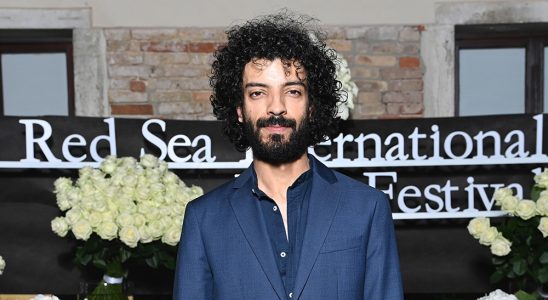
(174, 12, 403, 300)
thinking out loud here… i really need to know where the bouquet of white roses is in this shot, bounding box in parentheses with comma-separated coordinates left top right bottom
(468, 169, 548, 295)
(51, 155, 202, 297)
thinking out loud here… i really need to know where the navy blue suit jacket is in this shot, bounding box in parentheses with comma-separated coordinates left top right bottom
(174, 157, 403, 299)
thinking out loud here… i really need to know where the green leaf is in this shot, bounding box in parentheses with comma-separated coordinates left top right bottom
(76, 253, 92, 266)
(513, 259, 527, 276)
(92, 258, 107, 270)
(540, 252, 548, 264)
(145, 256, 159, 268)
(531, 185, 543, 201)
(492, 257, 507, 265)
(490, 269, 505, 283)
(515, 290, 537, 300)
(538, 266, 548, 283)
(120, 248, 132, 263)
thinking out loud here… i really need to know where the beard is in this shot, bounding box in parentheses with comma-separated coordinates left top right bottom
(243, 114, 311, 165)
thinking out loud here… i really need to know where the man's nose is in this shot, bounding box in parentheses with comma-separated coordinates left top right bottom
(267, 93, 287, 116)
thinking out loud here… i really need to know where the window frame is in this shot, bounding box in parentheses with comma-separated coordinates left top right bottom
(455, 23, 548, 116)
(0, 29, 74, 116)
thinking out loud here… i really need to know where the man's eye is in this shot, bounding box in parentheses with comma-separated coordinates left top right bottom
(249, 91, 263, 97)
(288, 89, 302, 96)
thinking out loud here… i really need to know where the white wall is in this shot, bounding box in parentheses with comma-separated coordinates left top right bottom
(0, 0, 519, 27)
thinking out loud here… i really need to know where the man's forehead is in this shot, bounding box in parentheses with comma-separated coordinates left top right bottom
(244, 58, 306, 79)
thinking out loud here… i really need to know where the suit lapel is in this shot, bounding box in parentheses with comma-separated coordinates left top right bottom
(292, 158, 341, 299)
(229, 168, 286, 300)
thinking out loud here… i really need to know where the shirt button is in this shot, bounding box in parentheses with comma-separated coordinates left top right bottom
(273, 205, 278, 212)
(280, 251, 286, 258)
(289, 292, 293, 298)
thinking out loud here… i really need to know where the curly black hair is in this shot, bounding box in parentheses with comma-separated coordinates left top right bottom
(210, 11, 343, 151)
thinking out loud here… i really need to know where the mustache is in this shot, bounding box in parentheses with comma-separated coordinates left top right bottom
(256, 116, 297, 129)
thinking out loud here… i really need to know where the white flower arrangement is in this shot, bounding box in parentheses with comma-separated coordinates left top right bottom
(0, 255, 5, 275)
(51, 155, 202, 248)
(30, 295, 60, 300)
(334, 52, 358, 120)
(468, 169, 548, 294)
(478, 289, 517, 300)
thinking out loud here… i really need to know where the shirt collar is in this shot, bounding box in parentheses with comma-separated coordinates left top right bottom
(250, 156, 314, 197)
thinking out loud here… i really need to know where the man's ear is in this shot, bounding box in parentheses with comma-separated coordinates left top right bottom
(237, 106, 243, 123)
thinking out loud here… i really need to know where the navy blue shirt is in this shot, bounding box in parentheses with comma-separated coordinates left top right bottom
(251, 165, 312, 299)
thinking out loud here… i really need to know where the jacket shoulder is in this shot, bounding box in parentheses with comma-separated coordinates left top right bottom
(332, 170, 385, 195)
(186, 178, 235, 212)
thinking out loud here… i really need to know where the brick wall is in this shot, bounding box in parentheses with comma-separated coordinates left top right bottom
(105, 25, 423, 120)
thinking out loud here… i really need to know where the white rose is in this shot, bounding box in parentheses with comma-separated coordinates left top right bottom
(158, 161, 168, 173)
(101, 211, 118, 223)
(79, 183, 95, 198)
(135, 187, 150, 201)
(501, 196, 519, 214)
(147, 220, 164, 239)
(100, 155, 118, 174)
(133, 213, 147, 227)
(138, 226, 153, 243)
(72, 220, 92, 241)
(150, 182, 165, 196)
(78, 167, 93, 180)
(190, 186, 204, 199)
(91, 199, 108, 213)
(534, 169, 548, 188)
(96, 221, 118, 240)
(493, 188, 513, 206)
(140, 154, 159, 168)
(161, 226, 181, 246)
(56, 193, 72, 211)
(54, 177, 73, 194)
(65, 208, 83, 225)
(123, 174, 138, 187)
(479, 227, 500, 246)
(119, 226, 140, 248)
(86, 212, 103, 228)
(537, 196, 548, 216)
(0, 255, 6, 275)
(119, 156, 137, 168)
(490, 236, 512, 256)
(516, 199, 537, 220)
(138, 204, 156, 218)
(67, 187, 81, 203)
(51, 217, 70, 237)
(163, 172, 180, 185)
(538, 217, 548, 237)
(116, 213, 134, 228)
(467, 217, 490, 239)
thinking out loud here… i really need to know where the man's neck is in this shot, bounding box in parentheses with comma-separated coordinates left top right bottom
(253, 153, 310, 200)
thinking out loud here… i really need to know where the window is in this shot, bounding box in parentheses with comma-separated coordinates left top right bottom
(455, 23, 548, 116)
(0, 30, 74, 116)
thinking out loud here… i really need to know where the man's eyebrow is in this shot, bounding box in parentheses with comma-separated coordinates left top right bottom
(244, 82, 268, 89)
(244, 81, 307, 89)
(284, 81, 306, 88)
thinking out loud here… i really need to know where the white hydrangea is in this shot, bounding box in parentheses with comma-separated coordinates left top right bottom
(51, 155, 202, 248)
(334, 52, 358, 120)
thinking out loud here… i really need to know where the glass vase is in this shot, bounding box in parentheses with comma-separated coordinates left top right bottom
(78, 275, 130, 300)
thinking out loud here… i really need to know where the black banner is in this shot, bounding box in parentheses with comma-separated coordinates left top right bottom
(0, 114, 547, 294)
